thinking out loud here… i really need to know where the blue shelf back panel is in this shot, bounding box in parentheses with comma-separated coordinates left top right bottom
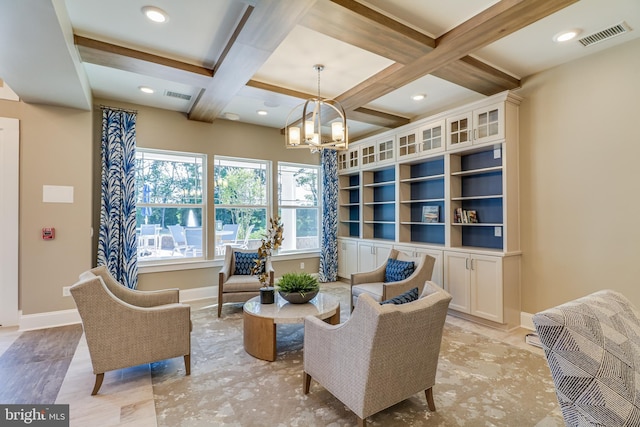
(461, 172, 502, 197)
(349, 207, 359, 221)
(349, 174, 360, 186)
(462, 226, 503, 249)
(373, 203, 395, 222)
(411, 159, 444, 178)
(461, 149, 502, 170)
(411, 224, 445, 244)
(349, 223, 360, 237)
(461, 198, 503, 223)
(374, 168, 395, 183)
(411, 201, 444, 223)
(374, 223, 395, 240)
(349, 191, 359, 204)
(411, 179, 445, 199)
(373, 185, 395, 202)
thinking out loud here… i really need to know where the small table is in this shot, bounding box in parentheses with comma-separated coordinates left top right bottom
(243, 292, 340, 361)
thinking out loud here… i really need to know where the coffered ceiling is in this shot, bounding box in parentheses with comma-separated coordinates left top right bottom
(0, 0, 638, 140)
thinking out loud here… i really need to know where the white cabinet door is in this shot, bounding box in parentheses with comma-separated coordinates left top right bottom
(472, 103, 504, 145)
(446, 112, 472, 150)
(338, 239, 358, 279)
(470, 254, 503, 323)
(358, 241, 392, 273)
(443, 251, 471, 313)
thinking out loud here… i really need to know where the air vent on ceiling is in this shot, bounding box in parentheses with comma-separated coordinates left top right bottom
(164, 90, 192, 101)
(578, 22, 631, 47)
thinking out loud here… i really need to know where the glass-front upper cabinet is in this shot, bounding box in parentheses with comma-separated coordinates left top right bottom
(446, 103, 504, 150)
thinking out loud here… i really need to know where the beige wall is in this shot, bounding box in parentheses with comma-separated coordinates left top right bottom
(517, 37, 640, 313)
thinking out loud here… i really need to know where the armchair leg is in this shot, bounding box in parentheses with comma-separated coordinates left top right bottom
(217, 302, 222, 318)
(184, 354, 191, 375)
(91, 373, 104, 396)
(303, 371, 311, 394)
(425, 387, 436, 411)
(357, 416, 366, 427)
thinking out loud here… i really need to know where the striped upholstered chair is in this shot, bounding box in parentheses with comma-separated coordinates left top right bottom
(533, 290, 640, 426)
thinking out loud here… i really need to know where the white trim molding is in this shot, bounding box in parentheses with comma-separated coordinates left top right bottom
(520, 312, 536, 331)
(18, 285, 218, 331)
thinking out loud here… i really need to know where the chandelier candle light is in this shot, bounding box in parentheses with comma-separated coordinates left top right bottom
(285, 64, 348, 151)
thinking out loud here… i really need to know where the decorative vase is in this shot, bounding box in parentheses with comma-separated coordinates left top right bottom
(279, 290, 318, 304)
(260, 286, 275, 304)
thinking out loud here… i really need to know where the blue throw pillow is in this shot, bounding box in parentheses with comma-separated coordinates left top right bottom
(234, 252, 260, 275)
(384, 258, 415, 282)
(380, 287, 419, 305)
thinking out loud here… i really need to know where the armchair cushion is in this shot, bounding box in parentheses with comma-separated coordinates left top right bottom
(234, 251, 260, 275)
(384, 258, 415, 282)
(380, 287, 419, 305)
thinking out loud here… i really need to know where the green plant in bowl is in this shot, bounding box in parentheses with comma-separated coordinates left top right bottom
(277, 272, 320, 304)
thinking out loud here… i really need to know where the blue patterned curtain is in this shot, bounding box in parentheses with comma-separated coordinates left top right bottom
(318, 149, 338, 282)
(97, 108, 138, 289)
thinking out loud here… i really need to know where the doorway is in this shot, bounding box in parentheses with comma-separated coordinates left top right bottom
(0, 117, 19, 326)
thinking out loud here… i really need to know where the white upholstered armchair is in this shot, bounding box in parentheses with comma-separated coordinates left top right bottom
(351, 249, 436, 310)
(303, 282, 452, 427)
(70, 266, 191, 395)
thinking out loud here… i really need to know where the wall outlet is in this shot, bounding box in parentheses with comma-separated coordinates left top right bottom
(300, 262, 305, 269)
(62, 286, 71, 297)
(494, 226, 502, 237)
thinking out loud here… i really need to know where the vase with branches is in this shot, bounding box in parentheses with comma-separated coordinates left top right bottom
(251, 215, 284, 303)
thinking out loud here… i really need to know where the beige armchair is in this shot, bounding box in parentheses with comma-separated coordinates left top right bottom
(70, 267, 191, 395)
(218, 248, 274, 317)
(303, 282, 452, 427)
(351, 249, 435, 310)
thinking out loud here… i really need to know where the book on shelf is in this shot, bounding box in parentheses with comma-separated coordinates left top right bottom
(422, 206, 439, 223)
(454, 208, 479, 224)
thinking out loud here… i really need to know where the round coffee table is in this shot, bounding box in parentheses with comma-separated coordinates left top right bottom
(243, 292, 340, 361)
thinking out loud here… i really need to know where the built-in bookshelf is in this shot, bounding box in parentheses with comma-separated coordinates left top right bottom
(363, 166, 395, 241)
(338, 173, 360, 238)
(399, 156, 445, 245)
(449, 147, 504, 250)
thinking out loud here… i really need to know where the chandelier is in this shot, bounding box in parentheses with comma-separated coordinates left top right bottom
(284, 64, 348, 151)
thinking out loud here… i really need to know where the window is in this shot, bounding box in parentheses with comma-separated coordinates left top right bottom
(135, 149, 205, 262)
(278, 163, 320, 252)
(214, 157, 269, 258)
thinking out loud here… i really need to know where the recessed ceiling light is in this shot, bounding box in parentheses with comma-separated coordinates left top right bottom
(139, 86, 154, 94)
(142, 6, 169, 23)
(553, 29, 581, 43)
(412, 94, 426, 101)
(224, 112, 240, 121)
(257, 110, 268, 116)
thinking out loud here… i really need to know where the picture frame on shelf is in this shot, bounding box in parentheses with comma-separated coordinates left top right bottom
(467, 210, 478, 223)
(422, 206, 439, 223)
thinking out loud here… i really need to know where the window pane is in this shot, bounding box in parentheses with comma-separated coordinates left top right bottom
(214, 208, 266, 256)
(136, 149, 205, 262)
(278, 163, 320, 252)
(278, 165, 318, 207)
(214, 158, 267, 205)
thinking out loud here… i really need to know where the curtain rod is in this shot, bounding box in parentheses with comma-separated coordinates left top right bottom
(99, 105, 138, 114)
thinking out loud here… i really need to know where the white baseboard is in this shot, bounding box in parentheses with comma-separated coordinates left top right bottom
(18, 285, 217, 331)
(20, 309, 81, 331)
(520, 312, 535, 331)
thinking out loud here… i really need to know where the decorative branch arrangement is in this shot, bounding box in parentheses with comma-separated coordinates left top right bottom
(251, 215, 284, 287)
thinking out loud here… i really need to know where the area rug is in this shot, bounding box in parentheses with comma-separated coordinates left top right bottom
(151, 283, 562, 426)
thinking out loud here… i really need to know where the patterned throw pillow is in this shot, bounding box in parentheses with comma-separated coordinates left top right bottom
(384, 258, 415, 282)
(380, 287, 419, 305)
(234, 252, 260, 275)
